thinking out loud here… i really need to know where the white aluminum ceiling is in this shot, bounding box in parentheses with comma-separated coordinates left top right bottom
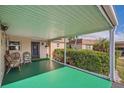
(0, 5, 114, 40)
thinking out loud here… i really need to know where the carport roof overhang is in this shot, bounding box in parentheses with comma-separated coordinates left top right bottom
(0, 5, 118, 40)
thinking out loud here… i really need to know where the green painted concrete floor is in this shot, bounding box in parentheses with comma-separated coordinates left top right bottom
(2, 60, 112, 88)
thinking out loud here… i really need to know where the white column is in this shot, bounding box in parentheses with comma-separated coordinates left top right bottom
(109, 27, 116, 81)
(64, 38, 66, 65)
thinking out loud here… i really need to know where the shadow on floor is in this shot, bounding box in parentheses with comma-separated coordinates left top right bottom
(2, 60, 64, 86)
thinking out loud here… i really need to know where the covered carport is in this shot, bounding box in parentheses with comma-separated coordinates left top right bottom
(0, 5, 118, 87)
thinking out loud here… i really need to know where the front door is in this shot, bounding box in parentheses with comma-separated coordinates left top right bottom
(31, 42, 40, 59)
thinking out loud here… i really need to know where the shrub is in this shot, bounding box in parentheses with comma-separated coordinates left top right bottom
(115, 50, 122, 68)
(115, 50, 122, 58)
(53, 49, 109, 76)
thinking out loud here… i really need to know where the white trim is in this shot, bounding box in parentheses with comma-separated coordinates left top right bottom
(52, 59, 64, 65)
(52, 59, 110, 80)
(97, 5, 113, 28)
(64, 38, 66, 65)
(0, 71, 4, 87)
(109, 27, 116, 81)
(102, 5, 118, 26)
(109, 6, 118, 25)
(98, 5, 118, 27)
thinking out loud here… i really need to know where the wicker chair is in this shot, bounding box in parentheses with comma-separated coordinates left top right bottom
(5, 51, 21, 74)
(23, 52, 31, 64)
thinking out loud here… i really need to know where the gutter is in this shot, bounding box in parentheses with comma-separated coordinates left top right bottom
(98, 5, 118, 28)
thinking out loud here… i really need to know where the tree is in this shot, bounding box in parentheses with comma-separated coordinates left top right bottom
(93, 39, 109, 52)
(68, 36, 78, 49)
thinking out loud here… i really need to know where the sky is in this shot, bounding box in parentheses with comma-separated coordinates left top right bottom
(81, 5, 124, 41)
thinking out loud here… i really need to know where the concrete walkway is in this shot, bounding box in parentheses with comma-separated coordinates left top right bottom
(115, 70, 121, 83)
(112, 82, 124, 88)
(112, 70, 124, 88)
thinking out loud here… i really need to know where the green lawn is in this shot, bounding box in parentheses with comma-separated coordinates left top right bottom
(117, 57, 124, 83)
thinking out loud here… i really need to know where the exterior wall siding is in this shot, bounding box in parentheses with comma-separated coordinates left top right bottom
(0, 31, 5, 86)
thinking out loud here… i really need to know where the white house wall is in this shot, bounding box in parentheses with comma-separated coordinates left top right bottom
(82, 45, 86, 49)
(0, 31, 6, 86)
(8, 35, 49, 61)
(8, 35, 31, 62)
(70, 44, 83, 49)
(50, 42, 64, 58)
(40, 42, 49, 58)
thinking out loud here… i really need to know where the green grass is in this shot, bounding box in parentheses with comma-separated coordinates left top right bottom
(117, 58, 124, 83)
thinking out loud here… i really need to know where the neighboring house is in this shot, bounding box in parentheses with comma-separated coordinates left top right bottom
(50, 38, 68, 58)
(67, 39, 97, 50)
(116, 41, 124, 56)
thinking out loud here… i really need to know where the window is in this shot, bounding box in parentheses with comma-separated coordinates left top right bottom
(9, 41, 20, 50)
(57, 43, 59, 47)
(86, 45, 92, 50)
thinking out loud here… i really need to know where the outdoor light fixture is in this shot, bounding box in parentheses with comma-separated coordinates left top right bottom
(1, 24, 8, 32)
(0, 21, 8, 32)
(41, 42, 44, 45)
(0, 21, 9, 49)
(45, 42, 49, 48)
(45, 44, 48, 48)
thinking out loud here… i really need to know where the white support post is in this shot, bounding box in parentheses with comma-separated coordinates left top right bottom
(109, 27, 116, 81)
(64, 38, 66, 65)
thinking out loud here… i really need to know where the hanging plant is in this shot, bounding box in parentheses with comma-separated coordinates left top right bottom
(1, 24, 8, 32)
(41, 42, 44, 45)
(45, 44, 48, 48)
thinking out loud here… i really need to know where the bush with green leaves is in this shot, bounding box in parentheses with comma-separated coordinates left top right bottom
(53, 49, 109, 76)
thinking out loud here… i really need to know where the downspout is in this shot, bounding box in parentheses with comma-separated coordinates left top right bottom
(64, 38, 66, 65)
(109, 27, 117, 81)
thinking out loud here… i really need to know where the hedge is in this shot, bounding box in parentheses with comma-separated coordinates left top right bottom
(53, 49, 109, 76)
